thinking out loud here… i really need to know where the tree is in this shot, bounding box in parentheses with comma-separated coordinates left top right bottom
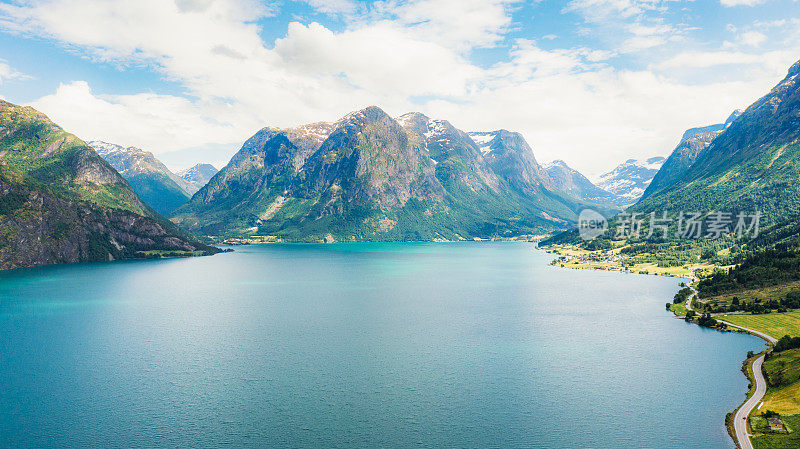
(774, 335, 800, 352)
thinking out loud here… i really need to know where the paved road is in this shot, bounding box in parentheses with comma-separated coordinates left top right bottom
(685, 286, 696, 312)
(723, 321, 778, 345)
(721, 321, 777, 449)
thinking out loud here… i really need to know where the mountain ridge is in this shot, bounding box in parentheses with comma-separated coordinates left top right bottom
(89, 141, 191, 216)
(178, 163, 218, 195)
(0, 100, 218, 269)
(634, 59, 800, 222)
(172, 106, 617, 241)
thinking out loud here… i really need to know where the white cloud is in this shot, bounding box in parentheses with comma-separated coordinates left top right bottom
(0, 61, 29, 84)
(655, 50, 795, 71)
(273, 21, 480, 97)
(720, 0, 766, 6)
(564, 0, 663, 20)
(0, 0, 797, 178)
(739, 31, 767, 46)
(32, 81, 250, 153)
(563, 1, 689, 54)
(368, 0, 519, 50)
(428, 42, 790, 178)
(300, 0, 358, 15)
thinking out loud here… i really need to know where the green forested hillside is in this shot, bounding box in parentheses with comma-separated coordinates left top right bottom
(0, 100, 150, 216)
(0, 100, 218, 269)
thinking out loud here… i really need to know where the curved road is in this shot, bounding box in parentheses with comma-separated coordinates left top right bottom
(685, 286, 696, 312)
(721, 321, 777, 449)
(723, 322, 778, 345)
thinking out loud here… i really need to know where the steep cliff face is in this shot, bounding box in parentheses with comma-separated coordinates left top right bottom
(640, 131, 721, 200)
(400, 114, 499, 193)
(0, 100, 218, 269)
(641, 110, 745, 201)
(468, 129, 545, 194)
(0, 167, 216, 270)
(173, 106, 608, 241)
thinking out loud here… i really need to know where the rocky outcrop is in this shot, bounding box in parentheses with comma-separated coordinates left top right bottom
(0, 168, 218, 270)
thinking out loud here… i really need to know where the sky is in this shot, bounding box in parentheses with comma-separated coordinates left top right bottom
(0, 0, 799, 178)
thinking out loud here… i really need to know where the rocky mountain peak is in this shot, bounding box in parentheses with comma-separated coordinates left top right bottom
(396, 112, 431, 135)
(597, 157, 665, 205)
(787, 59, 800, 78)
(725, 109, 743, 125)
(337, 105, 391, 127)
(173, 105, 615, 240)
(545, 159, 569, 168)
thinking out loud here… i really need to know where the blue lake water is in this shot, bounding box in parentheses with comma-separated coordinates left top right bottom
(0, 242, 764, 448)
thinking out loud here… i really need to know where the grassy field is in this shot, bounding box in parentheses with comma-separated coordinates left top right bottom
(760, 349, 800, 414)
(752, 415, 800, 449)
(763, 383, 800, 415)
(700, 281, 800, 310)
(136, 250, 206, 257)
(669, 302, 688, 316)
(546, 245, 711, 278)
(719, 312, 800, 340)
(544, 242, 723, 278)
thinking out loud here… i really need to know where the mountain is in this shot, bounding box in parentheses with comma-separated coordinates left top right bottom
(680, 110, 742, 141)
(89, 141, 191, 216)
(541, 160, 623, 206)
(178, 163, 218, 195)
(0, 100, 218, 269)
(642, 110, 745, 200)
(172, 106, 613, 241)
(641, 130, 722, 201)
(634, 59, 800, 222)
(596, 157, 665, 205)
(467, 131, 623, 206)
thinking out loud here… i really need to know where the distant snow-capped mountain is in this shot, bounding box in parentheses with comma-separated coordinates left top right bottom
(89, 141, 192, 216)
(178, 163, 219, 195)
(596, 157, 666, 205)
(640, 109, 746, 201)
(542, 160, 624, 206)
(680, 109, 742, 141)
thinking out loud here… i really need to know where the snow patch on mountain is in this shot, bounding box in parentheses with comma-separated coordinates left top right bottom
(467, 132, 496, 154)
(596, 156, 665, 204)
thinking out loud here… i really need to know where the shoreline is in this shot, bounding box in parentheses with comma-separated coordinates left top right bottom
(721, 322, 776, 449)
(542, 248, 775, 449)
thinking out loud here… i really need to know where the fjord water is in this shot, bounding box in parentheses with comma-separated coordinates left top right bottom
(0, 243, 762, 448)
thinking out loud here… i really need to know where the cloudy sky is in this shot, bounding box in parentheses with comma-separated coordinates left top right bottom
(0, 0, 798, 177)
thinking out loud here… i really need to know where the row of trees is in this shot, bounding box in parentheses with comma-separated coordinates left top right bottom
(697, 250, 800, 298)
(774, 335, 800, 352)
(673, 287, 693, 304)
(699, 289, 800, 314)
(684, 311, 727, 329)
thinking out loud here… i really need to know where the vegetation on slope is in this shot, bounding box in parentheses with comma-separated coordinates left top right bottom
(0, 100, 219, 269)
